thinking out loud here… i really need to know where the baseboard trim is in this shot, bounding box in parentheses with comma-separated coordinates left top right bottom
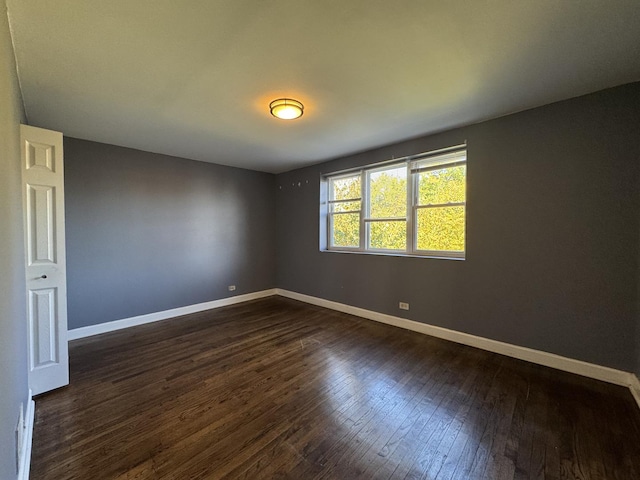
(68, 289, 278, 340)
(65, 287, 640, 410)
(18, 389, 34, 480)
(630, 375, 640, 410)
(276, 289, 637, 391)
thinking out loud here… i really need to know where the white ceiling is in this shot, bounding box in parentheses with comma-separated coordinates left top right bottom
(7, 1, 640, 173)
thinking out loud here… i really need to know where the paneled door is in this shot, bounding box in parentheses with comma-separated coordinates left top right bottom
(21, 125, 69, 395)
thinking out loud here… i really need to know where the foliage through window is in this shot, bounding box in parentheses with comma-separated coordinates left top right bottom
(323, 146, 466, 259)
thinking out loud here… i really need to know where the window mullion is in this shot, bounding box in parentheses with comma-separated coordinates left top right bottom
(360, 170, 367, 251)
(415, 202, 466, 209)
(406, 160, 413, 253)
(328, 197, 361, 204)
(326, 179, 331, 248)
(364, 217, 405, 222)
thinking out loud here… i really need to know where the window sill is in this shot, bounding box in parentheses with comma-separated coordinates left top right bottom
(320, 249, 465, 261)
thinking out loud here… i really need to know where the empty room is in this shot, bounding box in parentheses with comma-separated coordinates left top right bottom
(2, 1, 640, 479)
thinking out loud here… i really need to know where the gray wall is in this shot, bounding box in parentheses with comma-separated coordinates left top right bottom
(65, 138, 276, 329)
(276, 83, 640, 372)
(0, 4, 28, 479)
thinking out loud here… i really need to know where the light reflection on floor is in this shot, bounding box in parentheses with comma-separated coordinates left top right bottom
(313, 346, 471, 477)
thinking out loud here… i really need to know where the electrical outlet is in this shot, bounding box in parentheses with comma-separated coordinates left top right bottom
(228, 285, 236, 291)
(399, 302, 409, 310)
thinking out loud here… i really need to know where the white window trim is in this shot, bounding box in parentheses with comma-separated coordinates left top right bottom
(321, 144, 467, 260)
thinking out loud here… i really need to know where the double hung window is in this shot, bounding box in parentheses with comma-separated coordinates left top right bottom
(323, 145, 466, 259)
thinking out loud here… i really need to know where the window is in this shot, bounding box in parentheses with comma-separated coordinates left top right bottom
(322, 145, 466, 259)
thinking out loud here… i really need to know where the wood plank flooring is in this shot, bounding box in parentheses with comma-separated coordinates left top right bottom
(31, 296, 640, 479)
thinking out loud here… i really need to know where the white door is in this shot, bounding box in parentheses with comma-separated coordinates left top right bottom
(21, 124, 69, 395)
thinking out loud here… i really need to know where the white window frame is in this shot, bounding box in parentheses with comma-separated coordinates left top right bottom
(326, 172, 363, 250)
(364, 163, 409, 254)
(321, 144, 466, 260)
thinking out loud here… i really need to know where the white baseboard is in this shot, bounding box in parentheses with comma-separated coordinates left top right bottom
(18, 390, 34, 480)
(65, 287, 640, 411)
(276, 289, 638, 391)
(68, 289, 278, 340)
(630, 375, 640, 410)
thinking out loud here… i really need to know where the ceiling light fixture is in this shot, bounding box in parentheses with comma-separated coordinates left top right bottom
(269, 98, 304, 120)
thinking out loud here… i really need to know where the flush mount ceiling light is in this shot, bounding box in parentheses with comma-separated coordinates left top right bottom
(269, 98, 304, 120)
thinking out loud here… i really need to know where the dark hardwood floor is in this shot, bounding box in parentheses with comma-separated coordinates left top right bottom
(31, 296, 640, 479)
